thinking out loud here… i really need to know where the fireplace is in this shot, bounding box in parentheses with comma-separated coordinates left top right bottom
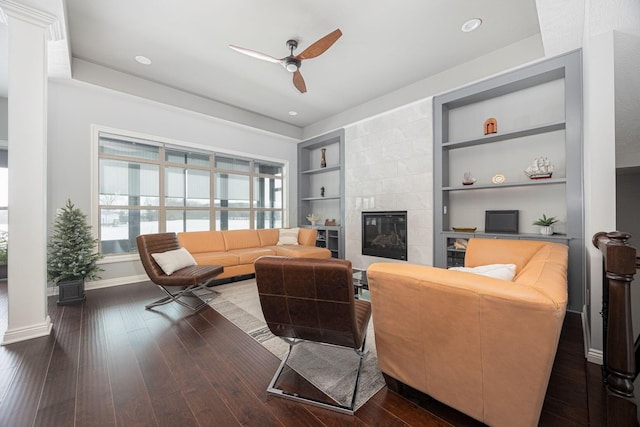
(362, 211, 407, 260)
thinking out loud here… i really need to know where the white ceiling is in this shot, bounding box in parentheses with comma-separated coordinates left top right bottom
(1, 0, 542, 129)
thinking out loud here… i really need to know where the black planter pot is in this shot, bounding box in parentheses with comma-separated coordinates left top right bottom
(57, 279, 85, 305)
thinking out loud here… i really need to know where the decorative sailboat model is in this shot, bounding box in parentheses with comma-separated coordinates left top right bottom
(462, 172, 476, 185)
(524, 157, 554, 179)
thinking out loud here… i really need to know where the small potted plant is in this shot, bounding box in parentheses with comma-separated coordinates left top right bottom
(47, 199, 102, 305)
(533, 214, 558, 236)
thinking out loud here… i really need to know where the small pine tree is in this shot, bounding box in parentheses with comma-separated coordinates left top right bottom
(47, 199, 102, 283)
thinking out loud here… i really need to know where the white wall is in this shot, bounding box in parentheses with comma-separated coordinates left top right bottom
(72, 59, 302, 140)
(616, 171, 640, 247)
(615, 32, 640, 169)
(303, 35, 545, 140)
(344, 100, 433, 269)
(0, 97, 7, 141)
(581, 0, 640, 360)
(582, 31, 617, 361)
(47, 79, 298, 284)
(616, 169, 640, 339)
(535, 0, 640, 362)
(535, 0, 585, 57)
(615, 31, 640, 355)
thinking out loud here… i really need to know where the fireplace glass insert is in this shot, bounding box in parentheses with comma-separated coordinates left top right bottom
(362, 211, 407, 260)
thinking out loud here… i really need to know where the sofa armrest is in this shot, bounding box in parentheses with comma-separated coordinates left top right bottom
(297, 228, 317, 246)
(367, 262, 566, 427)
(369, 263, 564, 308)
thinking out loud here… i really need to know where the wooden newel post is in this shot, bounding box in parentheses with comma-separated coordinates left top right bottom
(593, 231, 639, 426)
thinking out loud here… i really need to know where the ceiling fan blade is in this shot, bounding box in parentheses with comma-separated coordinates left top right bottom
(295, 29, 342, 60)
(293, 70, 307, 93)
(229, 45, 282, 64)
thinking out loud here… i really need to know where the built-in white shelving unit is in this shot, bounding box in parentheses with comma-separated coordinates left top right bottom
(433, 50, 585, 312)
(297, 129, 345, 258)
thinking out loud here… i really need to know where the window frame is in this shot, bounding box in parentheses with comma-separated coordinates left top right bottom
(0, 143, 7, 235)
(91, 125, 289, 262)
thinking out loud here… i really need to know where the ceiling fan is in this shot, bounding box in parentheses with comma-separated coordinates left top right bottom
(229, 29, 343, 93)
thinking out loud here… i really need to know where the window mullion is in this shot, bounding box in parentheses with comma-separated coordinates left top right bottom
(210, 153, 216, 230)
(249, 160, 254, 229)
(158, 146, 166, 233)
(183, 167, 188, 231)
(99, 153, 159, 166)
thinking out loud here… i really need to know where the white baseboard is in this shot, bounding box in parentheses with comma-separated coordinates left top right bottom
(5, 276, 148, 343)
(86, 274, 149, 290)
(47, 274, 150, 296)
(2, 316, 53, 345)
(581, 306, 590, 357)
(587, 348, 604, 365)
(581, 304, 604, 365)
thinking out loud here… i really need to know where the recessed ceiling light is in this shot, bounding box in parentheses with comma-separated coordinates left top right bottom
(135, 55, 152, 65)
(288, 111, 298, 116)
(461, 18, 482, 33)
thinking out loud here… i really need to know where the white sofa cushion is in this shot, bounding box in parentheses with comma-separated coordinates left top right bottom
(151, 247, 197, 275)
(449, 263, 517, 281)
(277, 228, 299, 245)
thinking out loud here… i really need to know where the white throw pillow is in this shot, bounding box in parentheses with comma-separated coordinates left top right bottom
(449, 263, 517, 281)
(277, 228, 299, 245)
(151, 247, 197, 275)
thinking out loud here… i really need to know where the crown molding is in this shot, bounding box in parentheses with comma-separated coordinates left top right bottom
(72, 58, 303, 140)
(0, 0, 56, 29)
(47, 19, 63, 41)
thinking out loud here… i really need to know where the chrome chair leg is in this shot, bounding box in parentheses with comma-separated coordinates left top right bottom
(266, 339, 366, 415)
(145, 283, 219, 311)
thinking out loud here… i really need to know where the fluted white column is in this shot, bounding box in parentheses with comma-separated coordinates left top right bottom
(1, 1, 56, 344)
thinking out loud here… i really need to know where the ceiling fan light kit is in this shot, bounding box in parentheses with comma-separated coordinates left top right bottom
(229, 29, 342, 93)
(284, 40, 301, 72)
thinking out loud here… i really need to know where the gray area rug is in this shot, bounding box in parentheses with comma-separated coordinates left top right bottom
(201, 279, 385, 410)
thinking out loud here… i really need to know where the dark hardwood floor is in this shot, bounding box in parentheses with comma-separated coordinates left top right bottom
(0, 280, 606, 426)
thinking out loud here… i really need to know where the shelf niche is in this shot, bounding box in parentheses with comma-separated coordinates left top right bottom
(297, 129, 345, 259)
(433, 50, 585, 312)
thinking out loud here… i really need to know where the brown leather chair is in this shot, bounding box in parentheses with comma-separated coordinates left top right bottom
(136, 233, 224, 311)
(254, 256, 371, 414)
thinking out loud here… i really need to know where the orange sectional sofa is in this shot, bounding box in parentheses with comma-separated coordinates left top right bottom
(177, 228, 331, 280)
(367, 238, 569, 427)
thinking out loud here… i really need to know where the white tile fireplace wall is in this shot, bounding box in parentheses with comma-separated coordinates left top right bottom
(344, 98, 433, 270)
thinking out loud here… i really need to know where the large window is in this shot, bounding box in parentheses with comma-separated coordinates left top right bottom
(98, 134, 284, 255)
(0, 149, 7, 234)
